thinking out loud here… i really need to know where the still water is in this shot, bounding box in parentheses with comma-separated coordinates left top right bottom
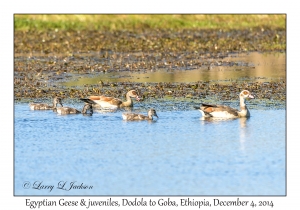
(14, 103, 285, 196)
(64, 52, 285, 86)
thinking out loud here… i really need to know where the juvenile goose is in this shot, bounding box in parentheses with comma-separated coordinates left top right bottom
(54, 103, 93, 115)
(80, 90, 141, 109)
(122, 108, 158, 121)
(29, 96, 63, 110)
(194, 90, 254, 118)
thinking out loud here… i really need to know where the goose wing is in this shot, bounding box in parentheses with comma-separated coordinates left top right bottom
(201, 104, 239, 117)
(122, 113, 147, 120)
(30, 103, 51, 110)
(79, 98, 98, 104)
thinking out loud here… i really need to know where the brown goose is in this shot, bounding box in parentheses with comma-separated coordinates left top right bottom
(54, 103, 93, 115)
(122, 108, 158, 121)
(29, 96, 63, 110)
(80, 90, 140, 109)
(194, 90, 254, 118)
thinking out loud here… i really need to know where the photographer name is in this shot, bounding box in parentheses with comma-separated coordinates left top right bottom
(30, 181, 93, 192)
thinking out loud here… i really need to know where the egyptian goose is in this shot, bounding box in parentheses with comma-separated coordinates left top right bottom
(122, 108, 158, 121)
(194, 90, 254, 118)
(29, 96, 63, 110)
(80, 90, 141, 109)
(53, 103, 93, 115)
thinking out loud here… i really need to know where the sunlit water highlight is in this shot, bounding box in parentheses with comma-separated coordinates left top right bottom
(64, 52, 285, 86)
(14, 103, 285, 195)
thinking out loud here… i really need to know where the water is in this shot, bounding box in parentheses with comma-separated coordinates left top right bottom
(64, 52, 286, 86)
(14, 103, 285, 196)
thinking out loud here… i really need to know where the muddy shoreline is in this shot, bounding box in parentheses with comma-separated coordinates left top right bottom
(14, 29, 286, 104)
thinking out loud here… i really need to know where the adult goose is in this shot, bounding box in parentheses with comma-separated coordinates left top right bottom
(29, 96, 63, 110)
(194, 90, 254, 118)
(80, 90, 141, 109)
(122, 108, 158, 121)
(54, 103, 93, 115)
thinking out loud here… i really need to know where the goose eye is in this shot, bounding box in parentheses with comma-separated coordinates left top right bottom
(242, 90, 249, 95)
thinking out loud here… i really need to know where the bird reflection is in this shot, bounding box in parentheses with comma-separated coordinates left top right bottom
(199, 116, 249, 152)
(239, 117, 249, 152)
(239, 117, 247, 128)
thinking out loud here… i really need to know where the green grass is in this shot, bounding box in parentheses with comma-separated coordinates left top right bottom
(14, 14, 286, 31)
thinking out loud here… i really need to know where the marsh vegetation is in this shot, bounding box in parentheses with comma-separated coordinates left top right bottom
(14, 15, 286, 107)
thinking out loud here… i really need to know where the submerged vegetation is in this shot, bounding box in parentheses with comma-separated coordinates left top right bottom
(14, 15, 286, 106)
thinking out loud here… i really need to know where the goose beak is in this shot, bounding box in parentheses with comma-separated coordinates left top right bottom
(248, 94, 255, 99)
(136, 96, 141, 101)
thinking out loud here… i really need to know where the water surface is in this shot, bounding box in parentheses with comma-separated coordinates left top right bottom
(14, 103, 285, 195)
(64, 52, 285, 86)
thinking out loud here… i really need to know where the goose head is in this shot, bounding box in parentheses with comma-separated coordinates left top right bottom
(149, 108, 159, 119)
(82, 103, 93, 114)
(128, 90, 141, 101)
(54, 96, 63, 107)
(240, 90, 255, 100)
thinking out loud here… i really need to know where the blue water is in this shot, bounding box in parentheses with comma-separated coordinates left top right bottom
(14, 103, 286, 196)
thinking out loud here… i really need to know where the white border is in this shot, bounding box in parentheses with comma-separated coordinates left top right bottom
(3, 1, 296, 209)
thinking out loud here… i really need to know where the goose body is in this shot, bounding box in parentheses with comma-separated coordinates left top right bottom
(122, 109, 158, 121)
(194, 90, 254, 118)
(29, 96, 63, 110)
(80, 90, 140, 109)
(54, 103, 93, 115)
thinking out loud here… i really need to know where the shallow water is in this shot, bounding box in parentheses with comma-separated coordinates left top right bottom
(14, 103, 285, 196)
(64, 52, 286, 86)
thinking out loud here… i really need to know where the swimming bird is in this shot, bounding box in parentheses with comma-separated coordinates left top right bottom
(29, 96, 63, 110)
(54, 103, 93, 115)
(122, 108, 158, 121)
(194, 90, 254, 118)
(80, 90, 141, 109)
